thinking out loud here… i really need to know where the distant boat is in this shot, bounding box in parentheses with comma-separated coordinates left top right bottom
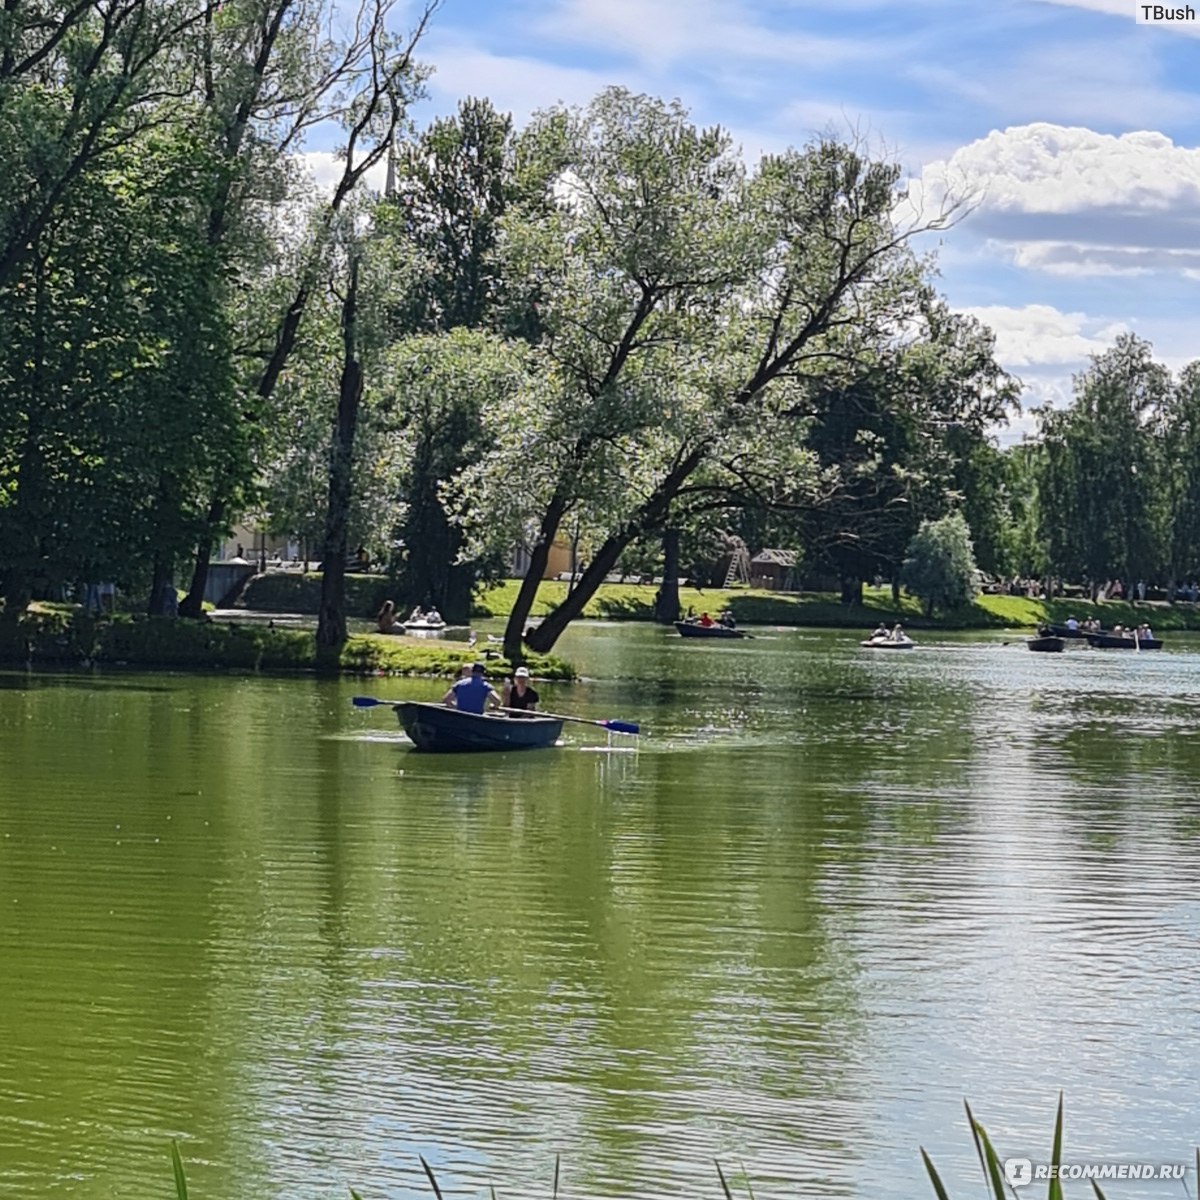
(675, 621, 745, 639)
(402, 618, 447, 632)
(1027, 635, 1066, 653)
(394, 702, 563, 752)
(861, 636, 916, 650)
(1041, 623, 1089, 639)
(1085, 631, 1163, 650)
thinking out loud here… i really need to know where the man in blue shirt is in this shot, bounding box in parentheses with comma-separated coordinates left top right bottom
(442, 662, 501, 715)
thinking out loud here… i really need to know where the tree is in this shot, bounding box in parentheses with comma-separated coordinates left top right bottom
(1035, 334, 1169, 594)
(900, 512, 979, 615)
(177, 0, 438, 618)
(1160, 361, 1200, 592)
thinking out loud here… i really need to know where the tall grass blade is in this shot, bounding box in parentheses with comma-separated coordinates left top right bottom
(553, 1151, 560, 1199)
(715, 1159, 735, 1200)
(1090, 1183, 1108, 1200)
(737, 1158, 756, 1200)
(170, 1141, 189, 1200)
(1048, 1092, 1065, 1200)
(419, 1155, 445, 1200)
(920, 1148, 952, 1200)
(349, 1191, 364, 1200)
(490, 1187, 498, 1200)
(964, 1101, 990, 1188)
(974, 1121, 1012, 1200)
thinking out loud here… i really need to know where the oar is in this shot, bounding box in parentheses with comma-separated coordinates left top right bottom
(352, 695, 406, 708)
(498, 706, 640, 735)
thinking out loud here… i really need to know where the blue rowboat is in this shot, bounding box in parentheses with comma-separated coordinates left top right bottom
(394, 701, 563, 752)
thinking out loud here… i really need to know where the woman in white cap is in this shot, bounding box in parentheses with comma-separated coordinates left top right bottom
(503, 666, 540, 715)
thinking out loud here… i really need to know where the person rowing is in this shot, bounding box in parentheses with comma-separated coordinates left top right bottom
(870, 622, 889, 641)
(442, 662, 501, 714)
(891, 623, 907, 643)
(503, 666, 540, 716)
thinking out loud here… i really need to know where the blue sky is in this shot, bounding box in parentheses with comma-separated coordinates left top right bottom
(360, 0, 1200, 439)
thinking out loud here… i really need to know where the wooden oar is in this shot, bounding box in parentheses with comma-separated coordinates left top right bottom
(498, 706, 640, 735)
(352, 695, 641, 735)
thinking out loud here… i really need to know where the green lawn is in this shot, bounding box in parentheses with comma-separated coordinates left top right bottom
(473, 581, 1200, 631)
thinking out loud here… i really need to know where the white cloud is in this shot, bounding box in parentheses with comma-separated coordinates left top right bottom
(298, 150, 388, 196)
(961, 303, 1127, 367)
(916, 123, 1200, 276)
(531, 0, 861, 72)
(422, 38, 626, 123)
(1037, 0, 1200, 36)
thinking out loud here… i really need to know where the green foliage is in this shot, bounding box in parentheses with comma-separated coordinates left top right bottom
(1035, 334, 1169, 587)
(901, 513, 980, 615)
(0, 608, 575, 678)
(242, 572, 390, 617)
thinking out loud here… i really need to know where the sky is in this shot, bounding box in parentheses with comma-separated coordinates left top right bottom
(332, 0, 1200, 442)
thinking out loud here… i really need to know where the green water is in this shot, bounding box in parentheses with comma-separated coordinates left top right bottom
(3, 625, 1200, 1199)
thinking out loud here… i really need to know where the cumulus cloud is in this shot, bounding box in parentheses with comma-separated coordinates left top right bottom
(915, 123, 1200, 276)
(961, 303, 1128, 367)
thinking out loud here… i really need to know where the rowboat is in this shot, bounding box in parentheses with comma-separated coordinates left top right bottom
(1041, 623, 1089, 639)
(394, 702, 563, 752)
(675, 621, 745, 639)
(861, 637, 916, 650)
(1085, 631, 1163, 650)
(402, 619, 447, 631)
(1027, 635, 1066, 653)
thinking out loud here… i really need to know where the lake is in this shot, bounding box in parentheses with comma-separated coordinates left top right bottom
(3, 624, 1200, 1198)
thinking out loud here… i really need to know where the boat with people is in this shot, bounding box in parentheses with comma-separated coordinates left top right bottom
(393, 701, 563, 752)
(1027, 635, 1066, 653)
(675, 620, 745, 639)
(861, 622, 916, 650)
(402, 605, 447, 632)
(861, 636, 916, 650)
(1041, 622, 1090, 640)
(1085, 629, 1163, 650)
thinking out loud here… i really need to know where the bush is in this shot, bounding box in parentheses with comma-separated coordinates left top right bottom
(241, 571, 391, 616)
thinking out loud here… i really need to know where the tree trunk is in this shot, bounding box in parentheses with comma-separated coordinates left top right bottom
(526, 529, 631, 652)
(891, 577, 901, 605)
(503, 494, 567, 662)
(179, 496, 223, 618)
(654, 527, 680, 623)
(316, 257, 363, 661)
(526, 444, 710, 654)
(147, 554, 175, 617)
(839, 576, 863, 607)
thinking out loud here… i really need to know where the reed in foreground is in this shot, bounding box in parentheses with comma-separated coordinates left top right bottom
(167, 1097, 1195, 1198)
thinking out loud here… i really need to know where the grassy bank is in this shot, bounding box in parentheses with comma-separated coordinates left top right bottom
(474, 580, 1200, 631)
(0, 608, 575, 679)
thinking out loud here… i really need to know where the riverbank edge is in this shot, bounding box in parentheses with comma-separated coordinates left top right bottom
(0, 610, 576, 680)
(237, 571, 1200, 632)
(471, 581, 1200, 632)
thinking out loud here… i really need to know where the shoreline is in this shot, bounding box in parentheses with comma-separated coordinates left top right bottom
(0, 608, 575, 680)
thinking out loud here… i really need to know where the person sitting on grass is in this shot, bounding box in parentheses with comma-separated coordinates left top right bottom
(443, 662, 501, 715)
(376, 600, 398, 633)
